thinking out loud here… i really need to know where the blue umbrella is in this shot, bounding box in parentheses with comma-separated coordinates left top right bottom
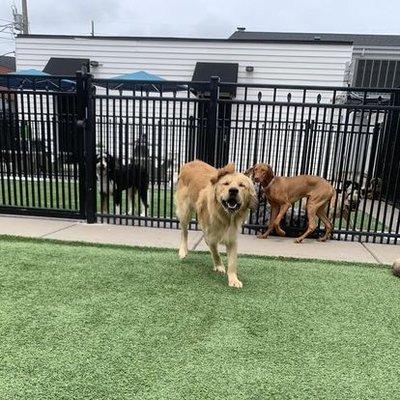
(98, 70, 186, 92)
(0, 69, 76, 91)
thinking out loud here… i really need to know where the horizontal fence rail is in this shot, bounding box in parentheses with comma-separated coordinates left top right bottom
(0, 72, 399, 243)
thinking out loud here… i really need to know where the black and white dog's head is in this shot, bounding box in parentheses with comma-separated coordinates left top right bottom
(342, 180, 362, 211)
(96, 154, 117, 174)
(361, 178, 382, 200)
(96, 154, 108, 177)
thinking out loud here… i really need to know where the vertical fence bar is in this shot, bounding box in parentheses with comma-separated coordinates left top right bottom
(0, 93, 7, 204)
(206, 76, 220, 166)
(359, 118, 379, 239)
(76, 71, 86, 218)
(44, 89, 53, 209)
(84, 73, 96, 223)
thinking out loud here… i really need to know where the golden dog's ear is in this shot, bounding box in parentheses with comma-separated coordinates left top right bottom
(210, 163, 235, 185)
(247, 179, 258, 211)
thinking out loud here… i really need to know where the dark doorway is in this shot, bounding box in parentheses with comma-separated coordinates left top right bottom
(190, 62, 238, 166)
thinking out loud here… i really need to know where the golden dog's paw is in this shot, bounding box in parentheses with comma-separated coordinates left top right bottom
(179, 248, 188, 259)
(257, 234, 268, 239)
(213, 265, 226, 274)
(228, 274, 243, 289)
(317, 237, 327, 242)
(294, 238, 303, 244)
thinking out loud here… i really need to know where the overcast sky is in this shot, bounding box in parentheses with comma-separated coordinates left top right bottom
(1, 0, 400, 57)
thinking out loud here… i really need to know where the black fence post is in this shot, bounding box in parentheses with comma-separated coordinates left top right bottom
(187, 115, 195, 162)
(76, 69, 96, 223)
(205, 76, 220, 166)
(76, 71, 86, 218)
(84, 73, 96, 223)
(300, 119, 310, 174)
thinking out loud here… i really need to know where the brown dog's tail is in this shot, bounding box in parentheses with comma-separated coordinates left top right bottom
(327, 188, 337, 219)
(330, 188, 337, 207)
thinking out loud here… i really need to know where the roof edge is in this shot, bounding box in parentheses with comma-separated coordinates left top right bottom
(16, 33, 353, 45)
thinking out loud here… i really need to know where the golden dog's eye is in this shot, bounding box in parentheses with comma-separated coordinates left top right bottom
(239, 183, 245, 188)
(223, 182, 230, 186)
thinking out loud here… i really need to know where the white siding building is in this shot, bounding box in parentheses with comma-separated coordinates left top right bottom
(15, 34, 353, 87)
(13, 34, 355, 174)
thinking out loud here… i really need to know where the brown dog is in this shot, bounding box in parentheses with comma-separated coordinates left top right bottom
(245, 164, 335, 243)
(176, 160, 257, 288)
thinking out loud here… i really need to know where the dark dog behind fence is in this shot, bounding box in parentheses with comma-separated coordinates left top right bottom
(0, 72, 399, 243)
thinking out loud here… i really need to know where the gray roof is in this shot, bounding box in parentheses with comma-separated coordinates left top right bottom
(0, 56, 16, 71)
(17, 33, 350, 45)
(229, 31, 400, 47)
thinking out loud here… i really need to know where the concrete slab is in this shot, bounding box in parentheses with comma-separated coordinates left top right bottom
(46, 222, 203, 250)
(363, 243, 400, 265)
(0, 215, 77, 238)
(195, 234, 378, 264)
(1, 214, 396, 265)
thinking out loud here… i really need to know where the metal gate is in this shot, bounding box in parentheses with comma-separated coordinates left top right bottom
(0, 72, 87, 219)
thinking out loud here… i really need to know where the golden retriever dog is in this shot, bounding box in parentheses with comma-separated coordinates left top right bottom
(245, 163, 335, 243)
(176, 160, 257, 288)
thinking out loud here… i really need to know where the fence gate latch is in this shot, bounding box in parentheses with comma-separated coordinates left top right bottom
(76, 119, 86, 129)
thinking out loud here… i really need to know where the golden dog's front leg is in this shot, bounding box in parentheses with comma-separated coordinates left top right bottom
(226, 241, 243, 288)
(208, 242, 226, 274)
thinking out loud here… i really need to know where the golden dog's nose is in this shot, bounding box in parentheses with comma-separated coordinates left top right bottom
(229, 188, 239, 196)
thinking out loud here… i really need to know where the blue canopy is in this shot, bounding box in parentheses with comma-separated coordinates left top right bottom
(0, 69, 76, 91)
(99, 70, 186, 92)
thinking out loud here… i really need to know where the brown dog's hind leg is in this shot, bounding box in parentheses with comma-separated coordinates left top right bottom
(317, 204, 333, 242)
(295, 201, 321, 243)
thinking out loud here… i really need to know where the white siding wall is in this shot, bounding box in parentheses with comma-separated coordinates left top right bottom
(14, 36, 354, 175)
(16, 36, 353, 86)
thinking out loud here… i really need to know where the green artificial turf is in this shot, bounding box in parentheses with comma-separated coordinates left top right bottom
(0, 180, 174, 217)
(0, 180, 388, 231)
(0, 237, 399, 400)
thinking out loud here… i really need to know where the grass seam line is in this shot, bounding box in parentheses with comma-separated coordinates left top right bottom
(0, 234, 390, 271)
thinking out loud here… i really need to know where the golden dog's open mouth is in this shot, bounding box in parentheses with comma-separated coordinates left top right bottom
(221, 198, 241, 213)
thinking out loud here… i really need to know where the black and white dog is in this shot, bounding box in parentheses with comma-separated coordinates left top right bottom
(361, 178, 382, 200)
(329, 180, 362, 223)
(96, 154, 149, 216)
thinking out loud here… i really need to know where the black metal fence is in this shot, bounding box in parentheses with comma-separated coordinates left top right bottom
(0, 74, 84, 218)
(1, 71, 399, 244)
